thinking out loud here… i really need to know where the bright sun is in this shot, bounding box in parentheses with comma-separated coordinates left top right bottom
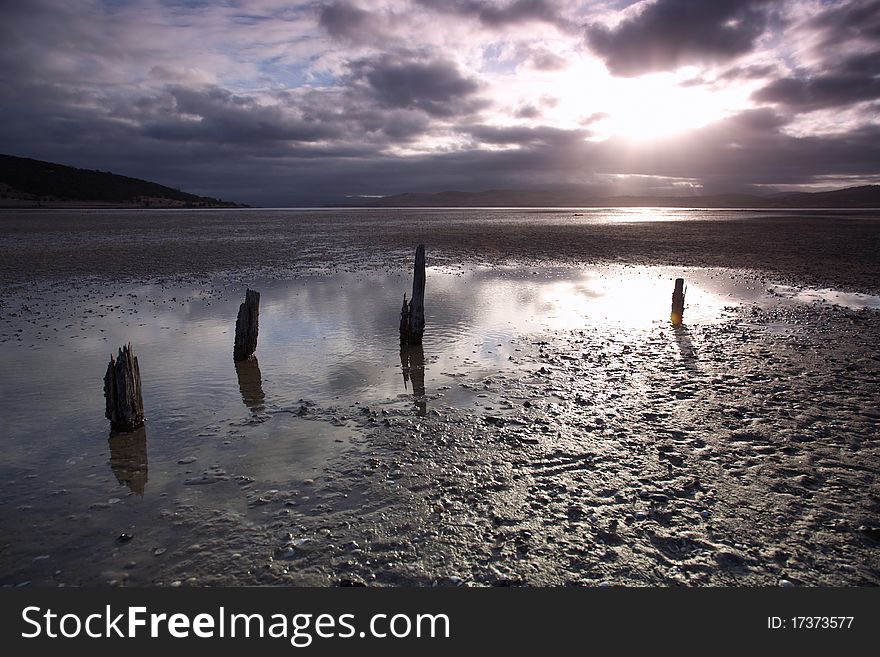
(595, 75, 734, 140)
(519, 62, 748, 142)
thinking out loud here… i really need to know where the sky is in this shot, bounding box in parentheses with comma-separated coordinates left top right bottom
(1, 0, 879, 206)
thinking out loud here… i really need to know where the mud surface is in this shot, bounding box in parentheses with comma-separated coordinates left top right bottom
(91, 304, 877, 587)
(0, 209, 878, 587)
(1, 208, 879, 294)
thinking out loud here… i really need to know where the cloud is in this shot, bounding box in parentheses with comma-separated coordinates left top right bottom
(414, 0, 571, 30)
(147, 65, 217, 85)
(752, 51, 880, 111)
(514, 104, 541, 119)
(317, 1, 387, 43)
(1, 0, 880, 205)
(5, 99, 879, 205)
(515, 44, 570, 70)
(467, 124, 590, 145)
(349, 54, 486, 117)
(803, 0, 880, 49)
(715, 63, 778, 82)
(585, 0, 775, 76)
(139, 85, 343, 144)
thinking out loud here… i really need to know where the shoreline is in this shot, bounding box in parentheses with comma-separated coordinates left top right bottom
(1, 289, 877, 586)
(1, 208, 879, 295)
(0, 209, 878, 587)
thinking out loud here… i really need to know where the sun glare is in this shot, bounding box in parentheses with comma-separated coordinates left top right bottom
(594, 75, 736, 141)
(527, 62, 746, 142)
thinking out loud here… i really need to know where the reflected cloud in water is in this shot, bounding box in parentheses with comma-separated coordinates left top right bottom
(5, 263, 874, 500)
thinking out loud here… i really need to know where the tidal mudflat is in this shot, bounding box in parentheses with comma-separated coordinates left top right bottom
(0, 209, 878, 586)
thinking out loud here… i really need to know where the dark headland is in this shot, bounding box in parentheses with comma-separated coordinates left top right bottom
(0, 154, 246, 208)
(332, 185, 880, 209)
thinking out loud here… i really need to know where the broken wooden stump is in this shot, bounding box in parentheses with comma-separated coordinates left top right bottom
(104, 343, 145, 432)
(233, 288, 260, 361)
(671, 277, 686, 326)
(400, 244, 426, 345)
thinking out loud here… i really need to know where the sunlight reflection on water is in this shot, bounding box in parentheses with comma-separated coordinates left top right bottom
(0, 265, 743, 482)
(1, 264, 878, 584)
(2, 264, 875, 452)
(768, 284, 880, 310)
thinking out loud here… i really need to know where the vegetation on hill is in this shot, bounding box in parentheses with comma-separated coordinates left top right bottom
(0, 154, 245, 207)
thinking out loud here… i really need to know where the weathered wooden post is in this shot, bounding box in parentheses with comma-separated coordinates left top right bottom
(400, 244, 426, 345)
(233, 288, 260, 361)
(671, 278, 686, 326)
(104, 343, 145, 432)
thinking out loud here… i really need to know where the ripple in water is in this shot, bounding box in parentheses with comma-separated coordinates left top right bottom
(0, 264, 878, 585)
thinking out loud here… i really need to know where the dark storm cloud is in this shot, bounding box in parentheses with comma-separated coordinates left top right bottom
(0, 70, 433, 172)
(804, 0, 880, 48)
(468, 124, 590, 145)
(747, 1, 880, 112)
(716, 64, 778, 82)
(586, 0, 774, 76)
(709, 117, 880, 185)
(414, 0, 571, 29)
(393, 108, 880, 196)
(286, 111, 880, 202)
(2, 0, 880, 206)
(6, 99, 878, 205)
(200, 108, 880, 204)
(317, 1, 383, 42)
(582, 107, 880, 192)
(350, 54, 486, 117)
(752, 51, 880, 111)
(139, 86, 342, 144)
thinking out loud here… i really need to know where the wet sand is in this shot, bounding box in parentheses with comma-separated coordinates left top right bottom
(0, 208, 878, 586)
(1, 208, 879, 293)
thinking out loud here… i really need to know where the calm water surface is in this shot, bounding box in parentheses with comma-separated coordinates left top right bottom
(1, 260, 878, 585)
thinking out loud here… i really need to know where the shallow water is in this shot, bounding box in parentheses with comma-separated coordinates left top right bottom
(1, 263, 878, 585)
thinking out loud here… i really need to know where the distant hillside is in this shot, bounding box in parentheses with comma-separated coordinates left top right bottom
(766, 186, 880, 208)
(333, 185, 880, 209)
(0, 154, 246, 208)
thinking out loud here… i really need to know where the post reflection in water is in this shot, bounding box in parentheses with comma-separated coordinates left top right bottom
(235, 357, 266, 413)
(400, 344, 427, 416)
(107, 427, 148, 496)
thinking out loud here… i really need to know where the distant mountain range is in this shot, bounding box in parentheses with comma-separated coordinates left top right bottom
(333, 185, 880, 209)
(0, 154, 246, 208)
(3, 152, 878, 209)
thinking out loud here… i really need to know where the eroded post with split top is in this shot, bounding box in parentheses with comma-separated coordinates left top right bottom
(104, 342, 145, 432)
(400, 244, 426, 345)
